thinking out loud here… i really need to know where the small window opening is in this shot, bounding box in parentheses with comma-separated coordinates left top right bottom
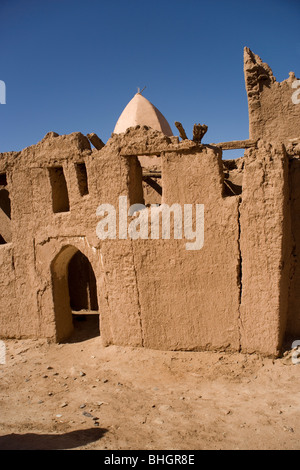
(222, 158, 243, 197)
(138, 155, 162, 206)
(75, 163, 89, 196)
(48, 166, 70, 213)
(128, 157, 144, 206)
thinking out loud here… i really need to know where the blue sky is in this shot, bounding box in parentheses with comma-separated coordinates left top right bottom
(0, 0, 299, 155)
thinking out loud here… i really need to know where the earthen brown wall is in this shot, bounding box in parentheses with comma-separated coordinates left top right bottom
(113, 146, 241, 352)
(0, 244, 18, 336)
(239, 143, 291, 356)
(0, 126, 298, 356)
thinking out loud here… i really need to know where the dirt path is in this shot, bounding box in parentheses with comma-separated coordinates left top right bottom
(0, 333, 299, 450)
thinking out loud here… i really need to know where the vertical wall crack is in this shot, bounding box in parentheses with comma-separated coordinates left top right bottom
(131, 240, 145, 347)
(237, 196, 243, 352)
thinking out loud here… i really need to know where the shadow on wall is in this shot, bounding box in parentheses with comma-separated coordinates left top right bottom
(0, 428, 108, 450)
(287, 158, 300, 337)
(0, 176, 12, 244)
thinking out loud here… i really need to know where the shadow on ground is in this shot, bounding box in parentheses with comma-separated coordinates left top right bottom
(63, 313, 100, 344)
(0, 427, 107, 450)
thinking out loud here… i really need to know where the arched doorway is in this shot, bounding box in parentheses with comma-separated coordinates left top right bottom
(51, 245, 100, 342)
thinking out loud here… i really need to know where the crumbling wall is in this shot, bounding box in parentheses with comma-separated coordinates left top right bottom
(73, 128, 242, 351)
(89, 138, 147, 347)
(0, 133, 96, 340)
(0, 152, 19, 337)
(129, 145, 241, 351)
(239, 142, 291, 356)
(31, 132, 146, 343)
(0, 127, 294, 356)
(244, 47, 300, 144)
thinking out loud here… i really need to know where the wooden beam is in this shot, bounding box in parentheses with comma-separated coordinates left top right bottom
(143, 176, 162, 195)
(142, 171, 161, 178)
(210, 139, 257, 150)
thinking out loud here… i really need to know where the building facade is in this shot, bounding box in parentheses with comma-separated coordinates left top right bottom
(0, 48, 299, 356)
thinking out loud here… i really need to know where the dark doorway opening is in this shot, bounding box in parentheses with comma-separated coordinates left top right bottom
(67, 250, 100, 342)
(68, 251, 98, 311)
(51, 246, 100, 342)
(0, 188, 12, 244)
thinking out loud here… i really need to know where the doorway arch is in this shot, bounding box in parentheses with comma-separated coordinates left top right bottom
(51, 245, 100, 342)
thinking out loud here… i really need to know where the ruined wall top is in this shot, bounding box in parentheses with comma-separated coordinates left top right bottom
(244, 47, 300, 144)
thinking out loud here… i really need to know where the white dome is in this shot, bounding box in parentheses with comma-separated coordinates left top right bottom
(113, 93, 173, 136)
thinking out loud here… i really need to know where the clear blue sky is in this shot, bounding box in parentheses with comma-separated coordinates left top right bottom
(0, 0, 299, 155)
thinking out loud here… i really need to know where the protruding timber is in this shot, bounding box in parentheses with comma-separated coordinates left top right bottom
(175, 121, 188, 140)
(193, 123, 208, 144)
(87, 133, 105, 150)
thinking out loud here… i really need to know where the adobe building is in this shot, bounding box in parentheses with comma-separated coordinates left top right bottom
(0, 47, 299, 357)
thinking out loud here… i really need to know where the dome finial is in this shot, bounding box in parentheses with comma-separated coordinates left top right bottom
(137, 86, 146, 95)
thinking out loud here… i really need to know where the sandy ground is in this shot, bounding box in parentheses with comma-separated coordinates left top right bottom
(0, 318, 299, 450)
